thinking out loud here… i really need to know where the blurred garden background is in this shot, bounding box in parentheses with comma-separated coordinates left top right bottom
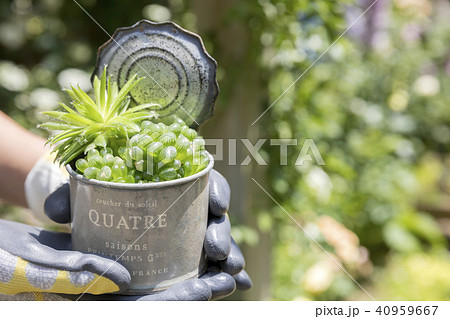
(1, 0, 450, 300)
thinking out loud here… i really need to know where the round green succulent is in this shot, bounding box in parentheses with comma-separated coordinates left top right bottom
(74, 119, 209, 183)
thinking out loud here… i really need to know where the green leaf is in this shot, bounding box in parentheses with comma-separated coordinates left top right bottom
(43, 111, 91, 127)
(106, 75, 116, 108)
(70, 85, 97, 111)
(127, 113, 158, 122)
(117, 97, 131, 116)
(106, 97, 129, 121)
(93, 75, 101, 111)
(73, 99, 104, 123)
(59, 141, 86, 165)
(109, 117, 140, 132)
(108, 75, 142, 118)
(122, 103, 160, 115)
(99, 68, 107, 113)
(71, 103, 87, 116)
(42, 111, 69, 120)
(48, 129, 83, 144)
(93, 134, 107, 148)
(51, 137, 74, 154)
(65, 89, 82, 104)
(58, 102, 77, 115)
(39, 122, 81, 131)
(61, 113, 95, 126)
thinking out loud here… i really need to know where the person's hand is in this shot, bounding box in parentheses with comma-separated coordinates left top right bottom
(44, 169, 252, 300)
(0, 219, 131, 300)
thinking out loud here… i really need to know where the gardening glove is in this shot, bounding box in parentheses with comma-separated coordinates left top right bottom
(0, 151, 130, 301)
(24, 151, 68, 225)
(44, 169, 252, 301)
(0, 219, 131, 301)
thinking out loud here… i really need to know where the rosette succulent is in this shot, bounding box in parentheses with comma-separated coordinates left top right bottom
(41, 69, 209, 183)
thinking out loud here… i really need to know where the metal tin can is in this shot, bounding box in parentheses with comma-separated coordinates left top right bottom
(67, 153, 214, 295)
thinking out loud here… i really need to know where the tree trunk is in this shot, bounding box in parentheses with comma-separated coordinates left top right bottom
(190, 0, 272, 300)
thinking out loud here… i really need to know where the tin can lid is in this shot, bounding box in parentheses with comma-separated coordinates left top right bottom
(92, 20, 218, 128)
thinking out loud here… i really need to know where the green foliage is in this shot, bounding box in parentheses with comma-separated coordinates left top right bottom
(370, 252, 450, 300)
(256, 0, 450, 300)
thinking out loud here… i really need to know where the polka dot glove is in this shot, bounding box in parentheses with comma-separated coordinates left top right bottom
(0, 219, 131, 299)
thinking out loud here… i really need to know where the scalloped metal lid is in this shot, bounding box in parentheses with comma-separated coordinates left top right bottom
(92, 20, 218, 128)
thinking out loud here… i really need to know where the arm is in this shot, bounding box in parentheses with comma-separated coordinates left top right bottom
(0, 111, 47, 207)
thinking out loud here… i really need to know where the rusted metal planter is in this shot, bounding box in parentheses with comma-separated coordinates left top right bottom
(67, 153, 214, 295)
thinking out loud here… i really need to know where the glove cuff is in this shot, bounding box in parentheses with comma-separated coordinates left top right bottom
(24, 152, 68, 223)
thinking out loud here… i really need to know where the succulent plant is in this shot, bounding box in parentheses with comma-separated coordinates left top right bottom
(41, 69, 209, 183)
(40, 68, 158, 165)
(74, 119, 209, 183)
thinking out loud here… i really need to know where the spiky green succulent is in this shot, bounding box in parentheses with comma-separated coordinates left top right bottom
(40, 68, 159, 165)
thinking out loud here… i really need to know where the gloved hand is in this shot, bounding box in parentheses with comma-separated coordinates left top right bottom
(0, 219, 131, 300)
(43, 169, 252, 301)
